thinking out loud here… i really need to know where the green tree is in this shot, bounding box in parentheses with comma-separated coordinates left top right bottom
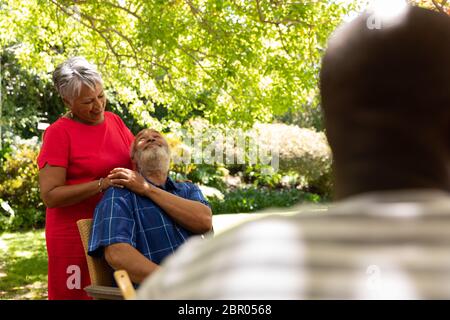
(1, 0, 360, 129)
(0, 50, 65, 139)
(408, 0, 449, 13)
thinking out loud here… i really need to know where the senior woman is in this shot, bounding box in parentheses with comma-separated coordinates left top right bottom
(37, 57, 135, 299)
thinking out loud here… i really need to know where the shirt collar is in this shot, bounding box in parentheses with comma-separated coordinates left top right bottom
(165, 176, 180, 191)
(143, 175, 179, 191)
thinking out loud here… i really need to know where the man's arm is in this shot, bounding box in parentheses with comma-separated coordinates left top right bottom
(107, 169, 213, 234)
(88, 188, 159, 284)
(142, 185, 212, 234)
(105, 243, 160, 284)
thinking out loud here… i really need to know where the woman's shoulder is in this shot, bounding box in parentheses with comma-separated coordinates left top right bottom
(105, 111, 126, 125)
(105, 111, 122, 121)
(44, 117, 71, 134)
(105, 111, 133, 132)
(39, 118, 72, 147)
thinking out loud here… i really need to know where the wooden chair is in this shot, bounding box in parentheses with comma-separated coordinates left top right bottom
(77, 218, 123, 300)
(114, 270, 136, 300)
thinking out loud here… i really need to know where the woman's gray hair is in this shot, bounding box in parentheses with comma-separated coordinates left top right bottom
(53, 57, 103, 101)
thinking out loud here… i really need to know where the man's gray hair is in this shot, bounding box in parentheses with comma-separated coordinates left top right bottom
(53, 57, 103, 101)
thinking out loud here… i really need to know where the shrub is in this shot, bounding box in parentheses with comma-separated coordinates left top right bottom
(167, 119, 333, 195)
(0, 136, 45, 231)
(168, 163, 228, 193)
(243, 164, 283, 188)
(209, 187, 323, 215)
(251, 123, 333, 195)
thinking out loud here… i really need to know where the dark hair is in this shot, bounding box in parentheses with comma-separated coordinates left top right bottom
(320, 6, 450, 199)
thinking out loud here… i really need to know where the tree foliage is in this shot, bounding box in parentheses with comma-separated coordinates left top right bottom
(0, 50, 65, 138)
(1, 0, 359, 129)
(408, 0, 449, 13)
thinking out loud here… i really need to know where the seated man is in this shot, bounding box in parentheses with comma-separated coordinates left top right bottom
(136, 6, 450, 299)
(88, 129, 212, 284)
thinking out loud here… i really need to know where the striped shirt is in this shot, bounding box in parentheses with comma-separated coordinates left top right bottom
(88, 177, 210, 265)
(136, 189, 450, 299)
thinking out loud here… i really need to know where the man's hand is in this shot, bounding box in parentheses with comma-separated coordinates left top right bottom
(107, 168, 150, 196)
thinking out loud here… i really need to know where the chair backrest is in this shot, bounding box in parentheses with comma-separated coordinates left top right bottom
(77, 219, 115, 287)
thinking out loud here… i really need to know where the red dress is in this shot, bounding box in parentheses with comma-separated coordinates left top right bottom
(37, 111, 134, 300)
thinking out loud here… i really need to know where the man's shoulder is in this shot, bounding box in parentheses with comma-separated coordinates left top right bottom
(95, 187, 138, 219)
(329, 190, 450, 217)
(168, 179, 199, 194)
(203, 214, 300, 247)
(101, 186, 135, 201)
(170, 178, 194, 187)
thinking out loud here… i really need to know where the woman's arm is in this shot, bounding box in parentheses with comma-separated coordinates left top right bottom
(39, 164, 115, 208)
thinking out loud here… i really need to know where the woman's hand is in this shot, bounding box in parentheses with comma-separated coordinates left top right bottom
(107, 168, 149, 196)
(100, 177, 122, 192)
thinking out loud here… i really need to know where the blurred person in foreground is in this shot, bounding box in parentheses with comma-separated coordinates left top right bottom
(136, 6, 450, 299)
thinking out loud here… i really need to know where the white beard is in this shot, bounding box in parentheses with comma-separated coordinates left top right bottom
(135, 145, 170, 174)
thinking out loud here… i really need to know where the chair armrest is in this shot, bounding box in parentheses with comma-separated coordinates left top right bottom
(114, 270, 136, 300)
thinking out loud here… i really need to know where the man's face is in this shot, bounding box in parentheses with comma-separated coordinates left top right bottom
(133, 129, 170, 173)
(134, 129, 169, 153)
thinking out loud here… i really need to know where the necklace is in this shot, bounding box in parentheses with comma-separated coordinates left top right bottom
(63, 111, 74, 119)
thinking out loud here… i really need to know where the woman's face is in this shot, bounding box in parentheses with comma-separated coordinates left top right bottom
(65, 83, 106, 125)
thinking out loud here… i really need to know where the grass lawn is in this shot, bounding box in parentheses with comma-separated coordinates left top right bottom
(0, 205, 328, 300)
(0, 213, 279, 300)
(0, 230, 47, 300)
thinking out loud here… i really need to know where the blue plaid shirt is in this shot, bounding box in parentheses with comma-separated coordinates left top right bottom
(88, 177, 210, 265)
